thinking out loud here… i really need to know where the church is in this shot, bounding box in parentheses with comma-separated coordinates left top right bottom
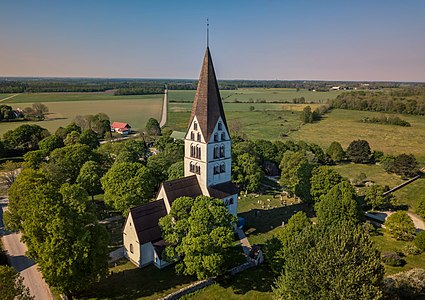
(123, 46, 239, 269)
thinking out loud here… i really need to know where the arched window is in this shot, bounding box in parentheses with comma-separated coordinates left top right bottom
(195, 164, 201, 175)
(214, 164, 219, 175)
(194, 121, 198, 130)
(130, 243, 134, 254)
(214, 133, 219, 142)
(220, 163, 225, 173)
(197, 133, 201, 141)
(190, 144, 194, 157)
(196, 145, 201, 159)
(214, 145, 219, 159)
(218, 122, 222, 131)
(220, 144, 225, 158)
(190, 162, 194, 172)
(190, 131, 194, 140)
(221, 132, 225, 141)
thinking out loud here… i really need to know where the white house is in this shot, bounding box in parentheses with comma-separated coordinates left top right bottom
(111, 122, 132, 135)
(123, 46, 239, 268)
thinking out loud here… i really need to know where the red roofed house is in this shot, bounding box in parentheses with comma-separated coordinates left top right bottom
(123, 46, 239, 269)
(111, 122, 132, 135)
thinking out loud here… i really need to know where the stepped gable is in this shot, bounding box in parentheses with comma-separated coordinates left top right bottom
(161, 175, 203, 205)
(188, 47, 228, 141)
(130, 200, 167, 244)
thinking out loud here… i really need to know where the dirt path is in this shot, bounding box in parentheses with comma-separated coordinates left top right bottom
(159, 89, 168, 128)
(0, 93, 20, 102)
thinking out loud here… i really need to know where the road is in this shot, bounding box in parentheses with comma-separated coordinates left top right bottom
(159, 89, 168, 128)
(0, 198, 53, 300)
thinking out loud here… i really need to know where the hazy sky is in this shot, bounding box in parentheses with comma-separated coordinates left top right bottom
(1, 0, 424, 81)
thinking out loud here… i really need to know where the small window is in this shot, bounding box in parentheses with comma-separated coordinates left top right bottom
(130, 243, 134, 254)
(190, 162, 194, 172)
(195, 165, 201, 175)
(190, 144, 195, 157)
(196, 145, 201, 159)
(220, 144, 225, 158)
(214, 165, 219, 175)
(194, 122, 198, 130)
(197, 133, 201, 142)
(218, 122, 222, 131)
(221, 132, 225, 141)
(220, 163, 225, 173)
(214, 145, 219, 159)
(214, 133, 219, 142)
(190, 132, 194, 140)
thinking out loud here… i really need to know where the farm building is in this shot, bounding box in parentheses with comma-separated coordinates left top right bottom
(111, 122, 132, 134)
(123, 46, 239, 268)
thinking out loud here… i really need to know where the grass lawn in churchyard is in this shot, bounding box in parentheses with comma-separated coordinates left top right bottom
(182, 265, 275, 300)
(79, 260, 196, 300)
(371, 228, 425, 276)
(291, 109, 425, 164)
(0, 93, 163, 134)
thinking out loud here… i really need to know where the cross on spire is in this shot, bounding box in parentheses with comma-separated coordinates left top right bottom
(207, 18, 209, 48)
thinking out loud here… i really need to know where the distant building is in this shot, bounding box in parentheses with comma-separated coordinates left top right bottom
(123, 46, 239, 269)
(111, 122, 132, 135)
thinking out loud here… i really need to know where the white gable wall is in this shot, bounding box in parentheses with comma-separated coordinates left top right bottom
(123, 213, 142, 266)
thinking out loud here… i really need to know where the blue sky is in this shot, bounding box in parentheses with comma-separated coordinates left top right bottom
(1, 0, 424, 81)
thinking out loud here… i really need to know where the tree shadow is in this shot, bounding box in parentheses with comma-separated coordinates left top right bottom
(8, 255, 36, 272)
(238, 203, 314, 244)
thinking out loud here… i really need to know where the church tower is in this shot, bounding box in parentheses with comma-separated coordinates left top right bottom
(183, 47, 238, 214)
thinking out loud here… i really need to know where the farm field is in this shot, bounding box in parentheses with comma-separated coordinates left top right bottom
(291, 109, 425, 164)
(0, 93, 163, 134)
(168, 88, 343, 103)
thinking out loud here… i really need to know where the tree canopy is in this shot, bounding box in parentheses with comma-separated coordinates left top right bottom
(385, 211, 416, 241)
(0, 265, 33, 300)
(77, 160, 104, 200)
(232, 152, 263, 192)
(3, 124, 50, 153)
(346, 140, 372, 163)
(364, 184, 392, 210)
(145, 118, 161, 136)
(326, 141, 345, 162)
(159, 196, 236, 280)
(310, 166, 345, 203)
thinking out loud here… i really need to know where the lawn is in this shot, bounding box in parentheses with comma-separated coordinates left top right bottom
(371, 228, 425, 276)
(331, 163, 425, 211)
(78, 260, 196, 300)
(182, 265, 275, 300)
(0, 94, 163, 134)
(291, 109, 425, 164)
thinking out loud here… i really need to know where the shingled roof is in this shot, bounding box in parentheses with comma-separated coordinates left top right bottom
(208, 181, 239, 199)
(188, 47, 228, 141)
(129, 200, 167, 244)
(160, 175, 203, 205)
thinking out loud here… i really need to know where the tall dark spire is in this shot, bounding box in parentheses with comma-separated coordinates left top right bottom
(206, 18, 209, 48)
(188, 47, 227, 141)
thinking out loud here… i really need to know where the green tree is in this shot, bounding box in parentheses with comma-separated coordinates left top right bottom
(392, 154, 418, 178)
(159, 196, 236, 280)
(55, 123, 81, 140)
(167, 161, 184, 180)
(417, 196, 425, 218)
(310, 166, 345, 202)
(115, 140, 148, 163)
(300, 105, 312, 123)
(385, 211, 415, 241)
(77, 161, 103, 200)
(273, 222, 384, 300)
(145, 118, 161, 136)
(0, 265, 33, 300)
(315, 181, 361, 226)
(232, 153, 263, 192)
(266, 212, 311, 274)
(414, 231, 425, 253)
(3, 124, 50, 152)
(279, 151, 314, 201)
(326, 141, 345, 162)
(79, 129, 99, 149)
(346, 140, 372, 163)
(38, 135, 64, 154)
(23, 150, 46, 169)
(364, 185, 391, 210)
(64, 131, 81, 146)
(101, 162, 155, 214)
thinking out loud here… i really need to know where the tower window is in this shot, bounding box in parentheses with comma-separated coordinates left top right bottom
(130, 243, 134, 254)
(214, 133, 219, 142)
(195, 164, 201, 175)
(214, 164, 219, 175)
(190, 162, 195, 172)
(194, 122, 198, 130)
(197, 133, 201, 141)
(214, 145, 219, 159)
(220, 144, 225, 158)
(196, 145, 201, 159)
(218, 122, 222, 131)
(190, 132, 194, 140)
(221, 132, 225, 140)
(220, 163, 225, 173)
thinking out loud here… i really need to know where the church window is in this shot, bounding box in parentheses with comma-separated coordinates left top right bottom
(218, 122, 222, 131)
(229, 197, 234, 205)
(197, 133, 201, 141)
(220, 144, 225, 158)
(194, 122, 198, 130)
(214, 164, 219, 175)
(190, 132, 194, 140)
(190, 144, 195, 157)
(214, 145, 219, 159)
(195, 164, 201, 175)
(220, 163, 225, 173)
(196, 145, 201, 159)
(214, 133, 219, 142)
(221, 132, 225, 140)
(130, 243, 134, 254)
(190, 162, 195, 172)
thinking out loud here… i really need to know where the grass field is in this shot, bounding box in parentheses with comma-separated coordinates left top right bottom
(168, 88, 342, 103)
(291, 109, 425, 164)
(0, 94, 163, 134)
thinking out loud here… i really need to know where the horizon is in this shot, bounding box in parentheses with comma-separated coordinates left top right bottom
(1, 1, 425, 81)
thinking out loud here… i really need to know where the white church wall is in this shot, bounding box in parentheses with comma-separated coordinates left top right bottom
(123, 214, 142, 267)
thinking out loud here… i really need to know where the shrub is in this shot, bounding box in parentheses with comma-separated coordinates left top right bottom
(384, 268, 425, 299)
(385, 211, 416, 241)
(402, 243, 421, 256)
(381, 252, 404, 267)
(414, 231, 425, 253)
